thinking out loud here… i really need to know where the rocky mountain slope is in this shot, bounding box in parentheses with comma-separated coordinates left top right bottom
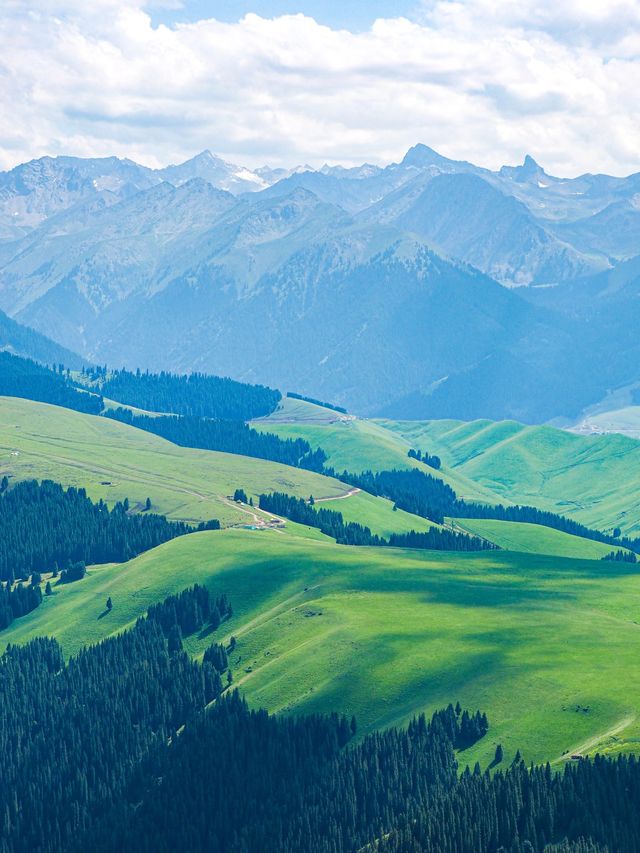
(0, 144, 638, 421)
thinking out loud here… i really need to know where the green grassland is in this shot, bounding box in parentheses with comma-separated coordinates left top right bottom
(0, 396, 349, 526)
(5, 393, 640, 770)
(0, 396, 434, 539)
(382, 418, 640, 536)
(5, 527, 640, 767)
(264, 396, 348, 424)
(452, 518, 627, 560)
(328, 490, 441, 537)
(255, 398, 501, 504)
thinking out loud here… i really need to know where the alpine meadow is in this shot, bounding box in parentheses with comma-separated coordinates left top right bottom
(2, 2, 640, 851)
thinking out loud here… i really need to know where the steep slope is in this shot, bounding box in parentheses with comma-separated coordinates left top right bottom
(1, 144, 639, 423)
(0, 179, 238, 330)
(3, 186, 349, 351)
(0, 307, 84, 367)
(497, 155, 640, 226)
(75, 233, 578, 419)
(551, 198, 640, 261)
(365, 172, 601, 285)
(0, 151, 275, 239)
(0, 155, 157, 236)
(156, 149, 269, 193)
(524, 254, 640, 411)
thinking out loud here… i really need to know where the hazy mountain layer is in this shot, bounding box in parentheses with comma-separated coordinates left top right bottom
(0, 144, 638, 421)
(0, 308, 84, 368)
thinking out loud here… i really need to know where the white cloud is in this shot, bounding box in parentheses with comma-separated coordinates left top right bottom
(0, 1, 639, 175)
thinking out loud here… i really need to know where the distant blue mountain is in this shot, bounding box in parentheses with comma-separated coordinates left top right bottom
(0, 307, 84, 368)
(0, 144, 638, 421)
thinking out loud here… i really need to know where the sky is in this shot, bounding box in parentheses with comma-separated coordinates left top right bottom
(148, 2, 419, 31)
(1, 0, 639, 175)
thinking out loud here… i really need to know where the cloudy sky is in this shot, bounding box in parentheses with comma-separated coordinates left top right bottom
(2, 0, 639, 175)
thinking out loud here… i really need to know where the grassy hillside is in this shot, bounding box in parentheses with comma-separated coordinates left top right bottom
(452, 518, 628, 560)
(256, 399, 501, 504)
(5, 392, 640, 772)
(382, 419, 640, 535)
(5, 527, 640, 768)
(0, 396, 350, 526)
(314, 489, 439, 537)
(0, 396, 431, 538)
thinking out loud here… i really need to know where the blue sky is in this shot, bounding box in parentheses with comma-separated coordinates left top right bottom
(149, 1, 419, 31)
(2, 0, 639, 176)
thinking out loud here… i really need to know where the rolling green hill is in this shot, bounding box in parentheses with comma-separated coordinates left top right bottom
(260, 401, 640, 536)
(0, 396, 432, 538)
(4, 526, 640, 768)
(452, 518, 628, 560)
(0, 396, 346, 526)
(4, 391, 640, 772)
(382, 419, 640, 535)
(255, 397, 502, 504)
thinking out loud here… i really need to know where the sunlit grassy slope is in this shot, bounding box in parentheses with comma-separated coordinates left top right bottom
(255, 398, 501, 504)
(381, 419, 640, 535)
(0, 397, 433, 538)
(317, 489, 439, 537)
(5, 527, 640, 767)
(4, 393, 640, 767)
(0, 396, 349, 526)
(452, 518, 625, 560)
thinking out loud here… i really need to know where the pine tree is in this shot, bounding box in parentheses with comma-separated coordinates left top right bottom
(167, 624, 183, 654)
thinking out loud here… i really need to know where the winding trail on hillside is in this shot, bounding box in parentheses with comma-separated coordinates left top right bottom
(222, 497, 286, 531)
(556, 714, 636, 763)
(313, 487, 361, 503)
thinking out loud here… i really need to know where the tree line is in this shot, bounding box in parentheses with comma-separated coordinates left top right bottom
(3, 586, 640, 850)
(602, 549, 637, 563)
(258, 492, 494, 551)
(327, 466, 640, 553)
(286, 391, 348, 414)
(408, 447, 442, 469)
(105, 407, 328, 470)
(92, 366, 281, 420)
(0, 351, 103, 414)
(0, 578, 42, 630)
(259, 491, 384, 546)
(147, 583, 232, 643)
(376, 751, 640, 852)
(75, 693, 640, 853)
(0, 478, 208, 585)
(0, 585, 234, 853)
(388, 528, 497, 552)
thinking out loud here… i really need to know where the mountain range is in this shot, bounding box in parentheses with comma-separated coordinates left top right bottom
(0, 144, 638, 422)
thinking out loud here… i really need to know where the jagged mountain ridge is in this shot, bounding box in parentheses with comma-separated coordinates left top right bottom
(0, 144, 638, 421)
